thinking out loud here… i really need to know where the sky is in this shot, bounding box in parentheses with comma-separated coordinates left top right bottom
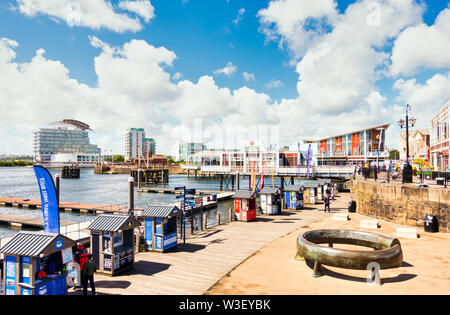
(0, 0, 449, 156)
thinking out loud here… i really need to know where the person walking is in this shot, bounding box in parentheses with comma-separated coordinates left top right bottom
(82, 254, 97, 295)
(324, 195, 331, 213)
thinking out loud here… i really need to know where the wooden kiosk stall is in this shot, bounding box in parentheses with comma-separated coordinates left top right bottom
(301, 180, 320, 204)
(284, 185, 304, 210)
(233, 191, 257, 222)
(141, 205, 179, 252)
(318, 178, 331, 201)
(87, 214, 140, 276)
(260, 187, 282, 215)
(0, 231, 76, 295)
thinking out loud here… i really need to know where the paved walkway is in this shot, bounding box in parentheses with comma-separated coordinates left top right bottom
(69, 196, 350, 295)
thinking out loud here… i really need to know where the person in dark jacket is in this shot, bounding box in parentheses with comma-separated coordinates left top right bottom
(82, 254, 97, 295)
(324, 196, 331, 213)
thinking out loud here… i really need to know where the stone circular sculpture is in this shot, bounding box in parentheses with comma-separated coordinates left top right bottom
(297, 229, 403, 280)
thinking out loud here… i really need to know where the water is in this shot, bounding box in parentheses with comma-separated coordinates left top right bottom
(1, 167, 275, 238)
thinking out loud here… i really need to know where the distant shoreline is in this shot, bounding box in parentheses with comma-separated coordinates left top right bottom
(0, 161, 33, 167)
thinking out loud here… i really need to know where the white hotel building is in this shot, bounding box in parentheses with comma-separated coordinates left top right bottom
(33, 119, 101, 167)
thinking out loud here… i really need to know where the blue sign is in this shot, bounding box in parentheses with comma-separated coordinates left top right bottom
(5, 256, 16, 295)
(33, 166, 60, 234)
(54, 238, 64, 250)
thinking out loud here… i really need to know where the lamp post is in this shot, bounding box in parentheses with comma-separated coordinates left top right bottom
(398, 104, 416, 183)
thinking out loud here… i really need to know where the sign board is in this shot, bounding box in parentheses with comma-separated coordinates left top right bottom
(33, 166, 60, 233)
(61, 247, 73, 264)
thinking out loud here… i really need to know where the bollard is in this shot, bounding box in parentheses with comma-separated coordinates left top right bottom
(128, 177, 135, 216)
(217, 213, 221, 226)
(55, 174, 60, 206)
(229, 208, 233, 222)
(203, 213, 208, 230)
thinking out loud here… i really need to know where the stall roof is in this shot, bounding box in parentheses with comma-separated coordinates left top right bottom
(318, 179, 332, 185)
(284, 185, 304, 192)
(142, 205, 179, 218)
(0, 231, 76, 257)
(233, 191, 256, 199)
(88, 214, 140, 232)
(260, 187, 281, 195)
(301, 181, 320, 188)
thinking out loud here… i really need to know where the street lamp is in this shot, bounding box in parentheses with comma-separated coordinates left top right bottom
(397, 104, 416, 183)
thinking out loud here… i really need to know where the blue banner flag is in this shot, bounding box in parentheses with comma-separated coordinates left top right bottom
(33, 166, 60, 234)
(307, 144, 311, 179)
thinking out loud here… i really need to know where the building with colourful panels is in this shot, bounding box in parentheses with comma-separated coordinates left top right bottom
(33, 119, 101, 167)
(304, 123, 390, 166)
(430, 100, 450, 170)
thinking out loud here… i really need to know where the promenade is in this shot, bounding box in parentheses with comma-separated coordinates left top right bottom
(69, 196, 350, 295)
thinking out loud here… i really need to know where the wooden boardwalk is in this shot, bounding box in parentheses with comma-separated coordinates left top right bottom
(0, 197, 143, 215)
(0, 214, 74, 229)
(70, 195, 351, 295)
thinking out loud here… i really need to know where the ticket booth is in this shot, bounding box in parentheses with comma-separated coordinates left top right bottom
(141, 205, 179, 252)
(260, 187, 282, 215)
(284, 185, 304, 210)
(233, 191, 257, 222)
(302, 181, 320, 204)
(318, 179, 331, 201)
(87, 214, 140, 276)
(0, 231, 76, 295)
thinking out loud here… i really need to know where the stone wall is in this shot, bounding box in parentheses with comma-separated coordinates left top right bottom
(351, 180, 449, 232)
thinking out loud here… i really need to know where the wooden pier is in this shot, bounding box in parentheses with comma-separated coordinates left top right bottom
(61, 166, 80, 178)
(0, 197, 142, 215)
(0, 214, 73, 229)
(137, 188, 234, 200)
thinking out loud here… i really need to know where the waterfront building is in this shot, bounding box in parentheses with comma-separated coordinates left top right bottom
(304, 123, 390, 166)
(125, 128, 157, 162)
(399, 129, 430, 163)
(430, 100, 450, 170)
(176, 142, 206, 162)
(33, 119, 101, 167)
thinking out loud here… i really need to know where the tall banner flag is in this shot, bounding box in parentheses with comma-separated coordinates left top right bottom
(298, 143, 301, 180)
(33, 165, 60, 234)
(307, 144, 312, 179)
(260, 159, 264, 190)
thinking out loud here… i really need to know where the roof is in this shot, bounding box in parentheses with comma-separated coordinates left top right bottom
(141, 205, 179, 218)
(233, 190, 256, 199)
(88, 214, 140, 232)
(318, 178, 331, 185)
(0, 231, 76, 257)
(300, 180, 320, 188)
(260, 187, 281, 195)
(304, 123, 391, 143)
(49, 119, 93, 131)
(284, 185, 304, 192)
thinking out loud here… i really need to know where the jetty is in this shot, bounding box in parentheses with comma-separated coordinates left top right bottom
(0, 214, 73, 229)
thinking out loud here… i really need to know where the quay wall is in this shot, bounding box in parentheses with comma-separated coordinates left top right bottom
(351, 180, 449, 232)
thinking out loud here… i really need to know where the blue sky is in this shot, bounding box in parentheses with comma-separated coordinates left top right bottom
(0, 0, 449, 155)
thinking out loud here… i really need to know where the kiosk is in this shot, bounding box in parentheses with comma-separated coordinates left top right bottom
(302, 181, 320, 204)
(233, 191, 257, 222)
(87, 214, 140, 276)
(141, 205, 179, 252)
(318, 178, 332, 201)
(284, 185, 304, 210)
(0, 231, 76, 295)
(260, 187, 282, 215)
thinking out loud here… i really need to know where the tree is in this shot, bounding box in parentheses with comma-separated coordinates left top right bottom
(389, 149, 400, 160)
(113, 155, 124, 163)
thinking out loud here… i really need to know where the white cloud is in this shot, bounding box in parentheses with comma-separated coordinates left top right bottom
(233, 8, 245, 26)
(172, 72, 183, 80)
(15, 0, 155, 33)
(118, 0, 155, 23)
(264, 79, 283, 89)
(213, 62, 237, 77)
(390, 8, 450, 77)
(242, 72, 255, 82)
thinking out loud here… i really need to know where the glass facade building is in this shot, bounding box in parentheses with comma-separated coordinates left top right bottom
(33, 120, 101, 166)
(125, 128, 156, 161)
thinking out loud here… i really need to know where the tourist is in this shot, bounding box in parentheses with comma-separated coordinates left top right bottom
(82, 254, 97, 296)
(73, 242, 88, 288)
(324, 195, 331, 213)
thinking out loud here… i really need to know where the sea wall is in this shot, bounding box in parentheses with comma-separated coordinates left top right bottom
(351, 180, 449, 232)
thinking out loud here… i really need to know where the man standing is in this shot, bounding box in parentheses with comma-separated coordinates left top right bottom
(324, 195, 331, 213)
(73, 242, 88, 288)
(82, 254, 97, 295)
